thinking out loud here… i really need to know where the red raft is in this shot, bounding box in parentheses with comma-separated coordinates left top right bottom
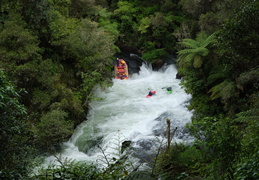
(114, 59, 129, 80)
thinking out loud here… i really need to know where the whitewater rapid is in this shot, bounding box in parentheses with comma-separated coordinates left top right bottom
(42, 63, 193, 168)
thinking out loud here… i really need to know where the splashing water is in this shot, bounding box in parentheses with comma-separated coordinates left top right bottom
(42, 64, 193, 168)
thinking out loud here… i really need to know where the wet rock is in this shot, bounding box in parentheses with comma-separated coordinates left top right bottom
(132, 139, 157, 164)
(121, 140, 132, 153)
(114, 52, 178, 75)
(152, 59, 165, 71)
(176, 72, 183, 79)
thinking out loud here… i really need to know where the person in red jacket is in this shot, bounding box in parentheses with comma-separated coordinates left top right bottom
(148, 91, 155, 96)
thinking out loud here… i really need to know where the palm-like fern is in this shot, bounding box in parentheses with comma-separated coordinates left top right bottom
(208, 80, 235, 100)
(207, 66, 229, 86)
(177, 32, 217, 69)
(208, 67, 259, 101)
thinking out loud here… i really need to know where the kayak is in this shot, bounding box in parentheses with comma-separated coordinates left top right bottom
(167, 90, 172, 94)
(162, 87, 172, 94)
(114, 59, 129, 80)
(146, 91, 156, 98)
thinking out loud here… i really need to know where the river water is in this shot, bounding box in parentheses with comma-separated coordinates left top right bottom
(42, 63, 193, 169)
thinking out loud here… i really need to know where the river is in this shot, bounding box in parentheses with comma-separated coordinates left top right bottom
(41, 63, 193, 170)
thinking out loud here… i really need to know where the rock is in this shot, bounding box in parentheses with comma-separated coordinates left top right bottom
(121, 140, 131, 153)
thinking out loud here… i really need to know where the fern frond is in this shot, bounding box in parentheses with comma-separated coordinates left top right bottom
(177, 31, 218, 70)
(195, 47, 209, 56)
(196, 32, 208, 42)
(238, 68, 259, 86)
(235, 108, 259, 123)
(201, 32, 217, 47)
(178, 48, 196, 55)
(207, 68, 228, 85)
(185, 53, 196, 64)
(220, 81, 236, 101)
(176, 54, 187, 68)
(179, 39, 199, 49)
(208, 80, 229, 100)
(193, 55, 202, 68)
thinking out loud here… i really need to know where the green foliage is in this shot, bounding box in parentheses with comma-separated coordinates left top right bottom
(69, 0, 97, 18)
(0, 70, 34, 179)
(96, 131, 134, 180)
(142, 48, 167, 61)
(33, 158, 101, 180)
(188, 94, 222, 119)
(177, 31, 223, 118)
(0, 13, 41, 66)
(58, 18, 115, 72)
(48, 9, 78, 46)
(177, 32, 217, 69)
(35, 110, 74, 149)
(138, 17, 151, 34)
(154, 144, 203, 179)
(178, 0, 244, 39)
(97, 7, 120, 37)
(179, 69, 205, 94)
(198, 12, 219, 34)
(180, 0, 211, 19)
(234, 152, 259, 180)
(115, 1, 139, 15)
(208, 80, 236, 101)
(174, 2, 258, 179)
(235, 94, 259, 157)
(80, 71, 108, 104)
(237, 67, 259, 94)
(206, 66, 229, 86)
(205, 0, 259, 115)
(0, 0, 117, 143)
(218, 0, 259, 76)
(187, 116, 241, 179)
(23, 59, 85, 124)
(111, 0, 182, 58)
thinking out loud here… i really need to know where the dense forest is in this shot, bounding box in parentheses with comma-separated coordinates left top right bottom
(0, 0, 258, 179)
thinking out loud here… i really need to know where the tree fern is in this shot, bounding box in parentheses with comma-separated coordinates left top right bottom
(200, 32, 217, 48)
(208, 80, 237, 101)
(208, 80, 229, 100)
(235, 109, 259, 123)
(193, 55, 202, 68)
(207, 66, 229, 86)
(179, 38, 199, 49)
(196, 47, 209, 56)
(177, 32, 217, 70)
(238, 68, 259, 89)
(235, 93, 259, 124)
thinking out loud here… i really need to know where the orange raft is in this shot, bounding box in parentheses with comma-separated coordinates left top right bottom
(114, 59, 129, 80)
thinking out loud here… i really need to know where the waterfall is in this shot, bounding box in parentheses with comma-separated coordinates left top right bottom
(42, 63, 193, 169)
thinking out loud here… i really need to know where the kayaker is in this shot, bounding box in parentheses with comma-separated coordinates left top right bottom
(148, 91, 155, 96)
(166, 86, 172, 91)
(162, 86, 172, 91)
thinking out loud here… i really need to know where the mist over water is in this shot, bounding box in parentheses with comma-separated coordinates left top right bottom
(42, 63, 193, 168)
